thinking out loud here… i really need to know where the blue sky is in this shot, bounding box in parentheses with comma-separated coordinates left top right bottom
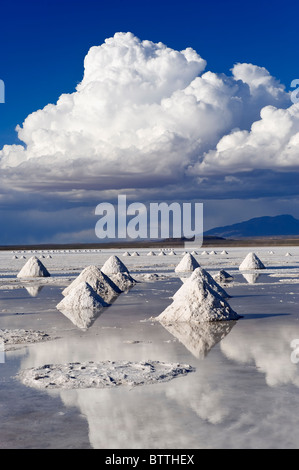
(1, 0, 299, 244)
(1, 0, 298, 149)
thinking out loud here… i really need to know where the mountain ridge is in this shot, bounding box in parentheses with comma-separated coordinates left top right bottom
(205, 214, 299, 239)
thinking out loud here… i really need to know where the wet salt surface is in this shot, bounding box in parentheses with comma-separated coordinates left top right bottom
(1, 247, 299, 449)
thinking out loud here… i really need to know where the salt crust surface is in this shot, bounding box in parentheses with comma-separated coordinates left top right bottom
(0, 328, 53, 351)
(17, 360, 195, 390)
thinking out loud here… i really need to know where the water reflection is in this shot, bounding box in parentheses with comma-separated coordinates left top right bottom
(57, 306, 106, 330)
(159, 321, 236, 359)
(220, 319, 299, 388)
(242, 272, 261, 284)
(13, 280, 299, 449)
(24, 285, 44, 297)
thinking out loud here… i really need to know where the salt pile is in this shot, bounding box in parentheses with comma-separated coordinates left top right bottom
(175, 253, 200, 273)
(101, 255, 129, 275)
(56, 282, 108, 329)
(158, 251, 166, 256)
(109, 272, 137, 291)
(62, 265, 121, 302)
(57, 281, 108, 311)
(157, 269, 240, 324)
(17, 256, 50, 278)
(122, 252, 131, 257)
(174, 267, 230, 300)
(239, 252, 265, 271)
(147, 251, 156, 256)
(101, 255, 136, 291)
(242, 272, 260, 284)
(131, 251, 139, 257)
(213, 270, 234, 283)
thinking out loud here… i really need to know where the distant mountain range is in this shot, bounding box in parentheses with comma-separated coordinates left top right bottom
(205, 215, 299, 239)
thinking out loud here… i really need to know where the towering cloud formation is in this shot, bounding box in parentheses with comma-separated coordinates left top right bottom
(0, 32, 293, 198)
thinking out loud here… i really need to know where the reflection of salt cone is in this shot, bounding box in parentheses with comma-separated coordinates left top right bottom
(17, 256, 50, 278)
(58, 305, 105, 330)
(161, 321, 236, 359)
(25, 285, 44, 297)
(242, 272, 261, 284)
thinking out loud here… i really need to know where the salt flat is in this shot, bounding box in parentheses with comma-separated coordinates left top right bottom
(1, 245, 299, 449)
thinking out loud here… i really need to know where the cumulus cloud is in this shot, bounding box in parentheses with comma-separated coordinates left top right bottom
(0, 32, 293, 199)
(192, 104, 299, 175)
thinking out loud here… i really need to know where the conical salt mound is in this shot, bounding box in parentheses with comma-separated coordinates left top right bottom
(175, 253, 200, 273)
(214, 270, 234, 283)
(17, 256, 50, 278)
(57, 281, 108, 312)
(101, 255, 129, 275)
(239, 252, 265, 271)
(62, 265, 121, 301)
(109, 272, 137, 292)
(56, 282, 108, 329)
(156, 275, 240, 324)
(173, 267, 230, 300)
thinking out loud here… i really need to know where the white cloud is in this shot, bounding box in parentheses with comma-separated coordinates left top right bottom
(0, 32, 292, 198)
(192, 104, 299, 175)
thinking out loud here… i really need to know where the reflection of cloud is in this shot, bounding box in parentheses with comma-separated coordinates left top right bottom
(17, 313, 299, 448)
(18, 323, 231, 445)
(160, 321, 236, 359)
(220, 320, 299, 388)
